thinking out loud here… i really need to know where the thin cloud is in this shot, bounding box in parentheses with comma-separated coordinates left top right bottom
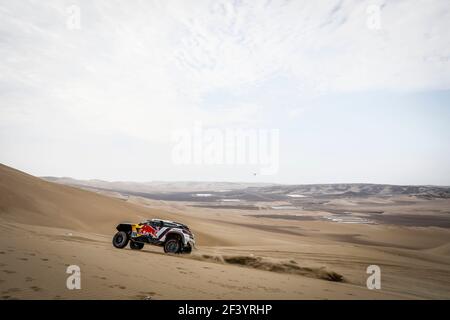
(0, 0, 449, 182)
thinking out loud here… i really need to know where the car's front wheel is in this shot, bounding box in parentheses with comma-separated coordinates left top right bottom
(182, 244, 192, 254)
(130, 241, 144, 250)
(164, 239, 180, 254)
(112, 231, 129, 249)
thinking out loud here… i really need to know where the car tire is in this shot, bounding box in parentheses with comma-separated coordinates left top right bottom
(112, 231, 129, 249)
(129, 241, 144, 250)
(164, 239, 181, 254)
(182, 244, 192, 254)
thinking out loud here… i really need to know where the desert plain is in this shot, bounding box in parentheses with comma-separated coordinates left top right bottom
(1, 163, 449, 299)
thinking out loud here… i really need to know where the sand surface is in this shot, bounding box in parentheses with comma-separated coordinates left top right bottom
(1, 164, 449, 299)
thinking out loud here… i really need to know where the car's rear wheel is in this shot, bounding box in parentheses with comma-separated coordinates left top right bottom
(112, 231, 129, 248)
(164, 239, 180, 254)
(130, 241, 144, 250)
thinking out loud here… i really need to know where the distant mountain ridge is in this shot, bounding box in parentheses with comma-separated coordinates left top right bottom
(42, 177, 276, 193)
(42, 176, 450, 199)
(246, 183, 450, 199)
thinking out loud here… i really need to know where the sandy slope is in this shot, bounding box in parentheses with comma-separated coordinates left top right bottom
(1, 164, 449, 299)
(0, 164, 217, 245)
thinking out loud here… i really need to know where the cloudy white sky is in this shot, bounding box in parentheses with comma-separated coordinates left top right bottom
(1, 0, 449, 185)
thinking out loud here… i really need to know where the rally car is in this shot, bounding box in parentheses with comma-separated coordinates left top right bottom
(112, 219, 195, 254)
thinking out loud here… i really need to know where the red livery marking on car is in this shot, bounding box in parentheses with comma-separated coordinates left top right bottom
(140, 224, 157, 237)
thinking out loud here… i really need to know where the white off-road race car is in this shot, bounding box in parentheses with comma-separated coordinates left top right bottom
(112, 219, 195, 254)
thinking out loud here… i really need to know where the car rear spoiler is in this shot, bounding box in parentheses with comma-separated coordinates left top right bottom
(116, 223, 133, 232)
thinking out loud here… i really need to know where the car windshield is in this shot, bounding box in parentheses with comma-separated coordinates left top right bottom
(163, 222, 179, 228)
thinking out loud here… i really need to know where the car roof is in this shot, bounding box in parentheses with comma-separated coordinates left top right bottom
(149, 218, 184, 226)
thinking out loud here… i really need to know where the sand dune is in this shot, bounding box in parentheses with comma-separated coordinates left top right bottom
(0, 164, 216, 244)
(1, 163, 450, 299)
(0, 164, 159, 233)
